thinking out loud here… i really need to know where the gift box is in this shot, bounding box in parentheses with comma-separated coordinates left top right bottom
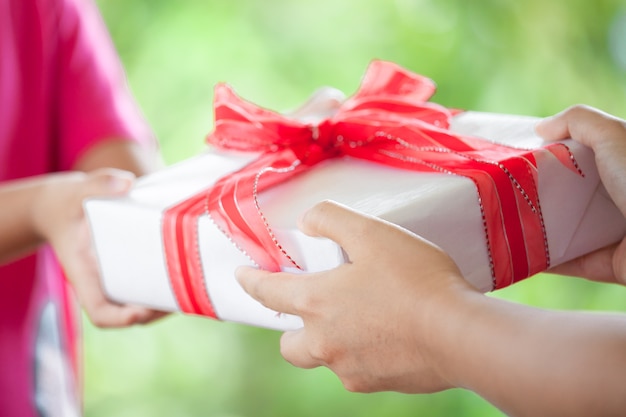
(85, 61, 626, 331)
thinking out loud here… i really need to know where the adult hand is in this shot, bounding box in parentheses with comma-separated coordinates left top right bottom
(32, 168, 167, 327)
(536, 105, 626, 284)
(237, 200, 476, 393)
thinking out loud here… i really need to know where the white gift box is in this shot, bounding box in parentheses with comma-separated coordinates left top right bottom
(85, 111, 626, 331)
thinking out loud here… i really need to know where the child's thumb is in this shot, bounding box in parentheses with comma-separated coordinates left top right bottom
(83, 168, 136, 198)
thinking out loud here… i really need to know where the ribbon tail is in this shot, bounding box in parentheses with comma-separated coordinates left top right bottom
(163, 191, 217, 317)
(543, 142, 585, 177)
(207, 149, 307, 272)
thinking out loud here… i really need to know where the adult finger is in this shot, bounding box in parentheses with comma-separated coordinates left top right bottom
(236, 266, 311, 316)
(536, 105, 626, 215)
(297, 200, 394, 261)
(279, 329, 322, 369)
(535, 105, 626, 148)
(547, 242, 618, 283)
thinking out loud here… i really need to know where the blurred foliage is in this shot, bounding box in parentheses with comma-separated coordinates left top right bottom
(85, 0, 626, 416)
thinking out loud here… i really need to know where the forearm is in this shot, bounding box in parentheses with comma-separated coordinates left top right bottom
(0, 175, 59, 263)
(429, 291, 626, 417)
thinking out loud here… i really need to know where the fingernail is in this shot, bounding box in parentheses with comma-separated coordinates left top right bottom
(107, 175, 131, 192)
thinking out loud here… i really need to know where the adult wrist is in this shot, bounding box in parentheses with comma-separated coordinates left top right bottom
(418, 278, 486, 389)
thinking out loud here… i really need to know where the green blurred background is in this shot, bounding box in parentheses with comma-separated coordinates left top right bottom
(85, 1, 626, 416)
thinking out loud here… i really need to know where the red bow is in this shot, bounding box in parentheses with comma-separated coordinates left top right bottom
(163, 60, 581, 317)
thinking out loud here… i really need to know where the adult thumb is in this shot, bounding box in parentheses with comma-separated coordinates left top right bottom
(297, 200, 377, 261)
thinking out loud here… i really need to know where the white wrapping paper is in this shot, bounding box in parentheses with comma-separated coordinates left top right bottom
(85, 111, 626, 331)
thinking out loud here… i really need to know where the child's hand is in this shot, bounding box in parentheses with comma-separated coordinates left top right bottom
(32, 169, 167, 327)
(237, 200, 476, 393)
(536, 105, 626, 284)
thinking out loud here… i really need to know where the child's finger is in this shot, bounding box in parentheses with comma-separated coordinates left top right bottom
(82, 168, 135, 198)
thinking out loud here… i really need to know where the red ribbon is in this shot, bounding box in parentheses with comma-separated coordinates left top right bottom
(163, 60, 582, 317)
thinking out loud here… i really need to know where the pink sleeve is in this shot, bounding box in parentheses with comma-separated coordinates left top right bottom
(55, 0, 156, 171)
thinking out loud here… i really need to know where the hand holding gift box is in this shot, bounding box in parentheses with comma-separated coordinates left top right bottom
(85, 61, 626, 330)
(236, 106, 626, 416)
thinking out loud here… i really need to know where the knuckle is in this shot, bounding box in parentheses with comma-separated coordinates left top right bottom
(290, 287, 317, 315)
(307, 339, 339, 365)
(304, 200, 335, 229)
(567, 104, 590, 115)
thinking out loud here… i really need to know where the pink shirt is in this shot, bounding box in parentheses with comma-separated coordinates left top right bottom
(0, 0, 153, 415)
